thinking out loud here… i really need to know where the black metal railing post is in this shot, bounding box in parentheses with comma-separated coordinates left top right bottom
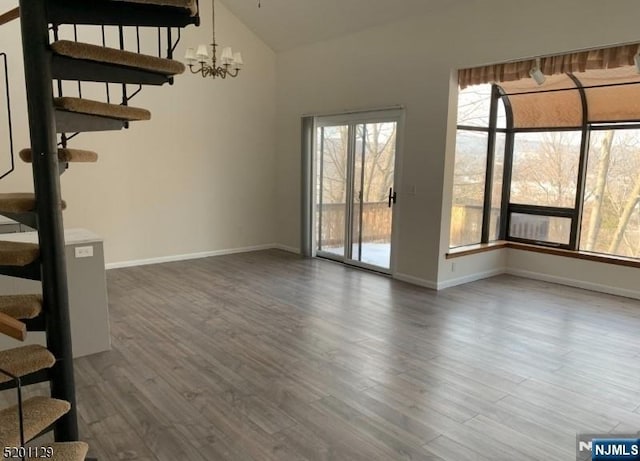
(18, 0, 78, 442)
(0, 52, 15, 180)
(51, 26, 67, 149)
(73, 25, 82, 98)
(118, 25, 130, 129)
(100, 26, 110, 103)
(166, 28, 172, 59)
(0, 368, 25, 460)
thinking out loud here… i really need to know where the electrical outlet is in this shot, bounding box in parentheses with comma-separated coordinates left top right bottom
(451, 262, 456, 272)
(75, 245, 94, 258)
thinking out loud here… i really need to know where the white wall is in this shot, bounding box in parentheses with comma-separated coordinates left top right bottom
(3, 0, 637, 295)
(0, 1, 277, 265)
(275, 0, 640, 289)
(507, 249, 640, 300)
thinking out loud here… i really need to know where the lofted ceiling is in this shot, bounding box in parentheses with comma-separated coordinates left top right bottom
(220, 0, 468, 52)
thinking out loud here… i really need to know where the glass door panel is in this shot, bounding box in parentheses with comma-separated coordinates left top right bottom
(348, 122, 397, 270)
(316, 125, 349, 258)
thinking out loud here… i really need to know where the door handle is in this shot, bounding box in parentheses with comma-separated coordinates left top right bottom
(388, 187, 397, 208)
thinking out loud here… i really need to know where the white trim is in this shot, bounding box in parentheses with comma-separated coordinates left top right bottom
(273, 243, 300, 254)
(310, 116, 318, 259)
(303, 105, 404, 119)
(316, 110, 404, 127)
(507, 268, 640, 300)
(389, 110, 406, 278)
(347, 259, 391, 275)
(105, 244, 275, 270)
(394, 272, 438, 290)
(437, 268, 506, 290)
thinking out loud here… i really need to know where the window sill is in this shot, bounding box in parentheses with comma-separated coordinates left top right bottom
(447, 241, 640, 269)
(446, 241, 508, 258)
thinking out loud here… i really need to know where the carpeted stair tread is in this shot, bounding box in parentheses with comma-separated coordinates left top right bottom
(0, 241, 39, 267)
(28, 442, 89, 461)
(0, 345, 55, 384)
(111, 0, 197, 16)
(0, 295, 42, 320)
(20, 148, 98, 164)
(0, 193, 38, 214)
(0, 397, 70, 450)
(0, 193, 66, 214)
(52, 40, 185, 76)
(54, 97, 151, 122)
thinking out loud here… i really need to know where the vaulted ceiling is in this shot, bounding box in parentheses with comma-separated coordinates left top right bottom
(221, 0, 468, 52)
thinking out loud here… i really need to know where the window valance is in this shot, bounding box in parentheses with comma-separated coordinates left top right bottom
(458, 43, 639, 89)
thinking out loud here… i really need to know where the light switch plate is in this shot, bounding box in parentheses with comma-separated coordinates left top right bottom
(75, 245, 94, 258)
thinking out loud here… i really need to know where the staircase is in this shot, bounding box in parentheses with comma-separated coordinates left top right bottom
(0, 1, 199, 459)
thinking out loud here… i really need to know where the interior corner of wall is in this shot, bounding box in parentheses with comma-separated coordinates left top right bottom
(394, 272, 438, 291)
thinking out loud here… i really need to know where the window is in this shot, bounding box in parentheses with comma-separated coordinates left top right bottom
(450, 84, 504, 247)
(489, 133, 505, 240)
(450, 64, 640, 260)
(581, 129, 640, 258)
(450, 130, 488, 247)
(510, 131, 581, 208)
(510, 213, 572, 245)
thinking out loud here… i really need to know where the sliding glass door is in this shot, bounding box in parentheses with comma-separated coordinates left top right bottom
(315, 111, 401, 272)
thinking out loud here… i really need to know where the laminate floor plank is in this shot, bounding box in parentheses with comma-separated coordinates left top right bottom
(423, 434, 493, 461)
(4, 250, 639, 460)
(494, 394, 613, 434)
(316, 394, 441, 460)
(464, 414, 575, 459)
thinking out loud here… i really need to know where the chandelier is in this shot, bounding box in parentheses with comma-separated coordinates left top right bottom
(184, 0, 243, 79)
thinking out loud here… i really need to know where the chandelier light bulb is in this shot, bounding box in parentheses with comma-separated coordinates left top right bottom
(196, 44, 209, 60)
(220, 47, 234, 65)
(233, 52, 243, 68)
(184, 47, 197, 63)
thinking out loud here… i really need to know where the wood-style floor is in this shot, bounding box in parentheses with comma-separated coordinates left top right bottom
(20, 250, 640, 459)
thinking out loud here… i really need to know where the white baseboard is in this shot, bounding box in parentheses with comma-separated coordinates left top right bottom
(507, 268, 640, 300)
(105, 244, 276, 270)
(394, 273, 438, 290)
(105, 246, 639, 300)
(396, 266, 640, 298)
(395, 269, 505, 291)
(272, 243, 300, 254)
(437, 268, 506, 290)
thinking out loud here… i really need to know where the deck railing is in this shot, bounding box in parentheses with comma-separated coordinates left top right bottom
(318, 202, 392, 246)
